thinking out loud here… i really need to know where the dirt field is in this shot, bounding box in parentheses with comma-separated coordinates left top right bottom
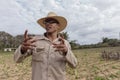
(0, 47, 120, 80)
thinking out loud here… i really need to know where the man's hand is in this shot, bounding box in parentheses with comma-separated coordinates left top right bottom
(53, 38, 68, 54)
(21, 30, 37, 53)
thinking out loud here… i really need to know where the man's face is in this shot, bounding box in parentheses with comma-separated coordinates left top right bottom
(44, 18, 60, 33)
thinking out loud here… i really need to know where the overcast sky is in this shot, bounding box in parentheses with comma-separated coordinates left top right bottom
(0, 0, 120, 44)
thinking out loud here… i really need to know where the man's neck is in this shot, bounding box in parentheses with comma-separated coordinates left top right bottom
(45, 32, 58, 41)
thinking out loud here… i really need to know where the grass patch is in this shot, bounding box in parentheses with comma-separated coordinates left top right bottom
(0, 47, 120, 80)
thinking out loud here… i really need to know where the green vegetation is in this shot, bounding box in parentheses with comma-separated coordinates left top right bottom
(79, 37, 120, 49)
(0, 31, 120, 50)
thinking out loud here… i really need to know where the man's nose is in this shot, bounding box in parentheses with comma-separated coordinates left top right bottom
(45, 23, 52, 26)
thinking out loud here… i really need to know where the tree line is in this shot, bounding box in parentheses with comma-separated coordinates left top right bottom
(61, 32, 120, 49)
(79, 37, 120, 49)
(0, 31, 78, 50)
(0, 31, 120, 50)
(0, 31, 24, 50)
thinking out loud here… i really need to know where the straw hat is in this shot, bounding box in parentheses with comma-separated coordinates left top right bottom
(37, 12, 67, 32)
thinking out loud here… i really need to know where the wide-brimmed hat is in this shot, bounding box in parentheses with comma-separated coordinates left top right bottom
(37, 12, 67, 32)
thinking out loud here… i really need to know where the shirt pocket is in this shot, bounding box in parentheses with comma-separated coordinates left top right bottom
(32, 47, 45, 62)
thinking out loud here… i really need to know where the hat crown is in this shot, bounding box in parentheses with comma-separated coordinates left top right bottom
(37, 11, 67, 32)
(47, 12, 57, 17)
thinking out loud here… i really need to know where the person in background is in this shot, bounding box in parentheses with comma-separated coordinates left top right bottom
(14, 12, 77, 80)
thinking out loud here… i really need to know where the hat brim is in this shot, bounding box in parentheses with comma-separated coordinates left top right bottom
(37, 16, 67, 32)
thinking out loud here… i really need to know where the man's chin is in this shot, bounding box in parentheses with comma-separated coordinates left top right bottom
(46, 31, 52, 34)
(46, 30, 57, 34)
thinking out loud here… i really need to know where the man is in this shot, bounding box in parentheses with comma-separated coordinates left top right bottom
(14, 12, 77, 80)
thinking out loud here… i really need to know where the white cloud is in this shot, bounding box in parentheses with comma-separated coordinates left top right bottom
(0, 0, 120, 44)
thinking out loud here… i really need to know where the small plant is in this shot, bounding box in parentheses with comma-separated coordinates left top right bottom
(109, 74, 118, 78)
(94, 76, 106, 80)
(112, 66, 118, 69)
